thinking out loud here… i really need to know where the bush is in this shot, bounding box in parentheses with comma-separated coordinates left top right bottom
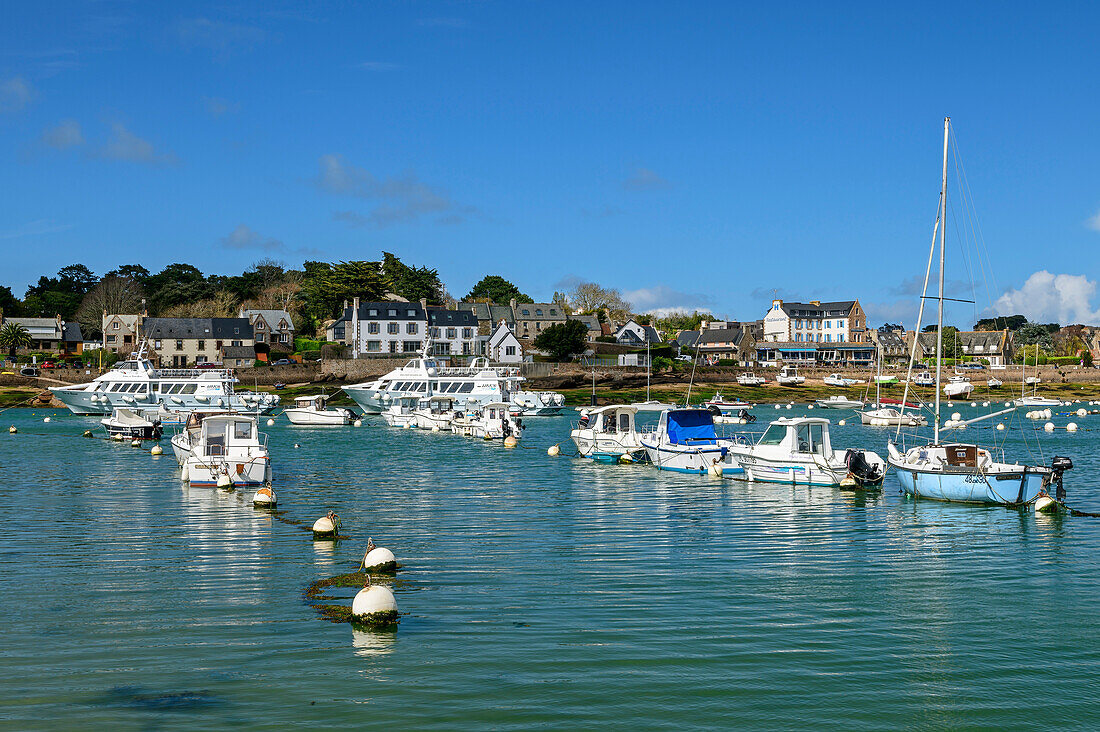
(595, 335, 616, 343)
(294, 336, 325, 352)
(651, 356, 673, 372)
(1049, 356, 1082, 366)
(716, 358, 737, 367)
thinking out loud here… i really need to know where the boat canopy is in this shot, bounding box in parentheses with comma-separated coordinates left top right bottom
(665, 409, 717, 445)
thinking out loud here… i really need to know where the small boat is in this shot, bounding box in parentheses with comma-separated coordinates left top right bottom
(510, 390, 567, 416)
(284, 394, 354, 426)
(413, 396, 458, 431)
(737, 372, 766, 386)
(381, 396, 420, 428)
(913, 371, 935, 387)
(823, 373, 859, 387)
(570, 405, 646, 461)
(987, 377, 1003, 388)
(19, 366, 40, 377)
(729, 417, 886, 487)
(859, 405, 927, 426)
(815, 395, 864, 409)
(1015, 395, 1062, 407)
(775, 366, 805, 386)
(874, 375, 899, 385)
(943, 375, 974, 397)
(1025, 376, 1041, 385)
(452, 402, 524, 440)
(640, 408, 739, 474)
(703, 391, 753, 413)
(101, 407, 163, 440)
(174, 413, 271, 487)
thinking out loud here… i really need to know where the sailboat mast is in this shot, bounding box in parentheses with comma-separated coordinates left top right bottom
(933, 116, 950, 445)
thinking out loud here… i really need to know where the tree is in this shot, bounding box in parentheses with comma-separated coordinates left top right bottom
(533, 320, 588, 360)
(974, 314, 1027, 331)
(23, 263, 97, 319)
(0, 286, 23, 318)
(74, 275, 147, 339)
(466, 275, 533, 304)
(1014, 322, 1055, 352)
(299, 260, 388, 324)
(567, 282, 631, 322)
(106, 264, 151, 283)
(145, 263, 212, 314)
(653, 310, 716, 334)
(162, 290, 238, 318)
(382, 252, 444, 304)
(0, 322, 32, 359)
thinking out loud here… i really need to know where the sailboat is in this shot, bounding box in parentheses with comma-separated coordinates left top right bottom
(1015, 344, 1061, 406)
(860, 340, 926, 426)
(887, 118, 1072, 505)
(631, 340, 675, 412)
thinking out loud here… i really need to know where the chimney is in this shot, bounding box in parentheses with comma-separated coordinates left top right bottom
(510, 298, 517, 311)
(810, 300, 821, 306)
(141, 298, 147, 317)
(420, 297, 428, 312)
(352, 296, 360, 357)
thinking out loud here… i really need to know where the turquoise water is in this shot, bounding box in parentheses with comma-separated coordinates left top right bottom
(2, 404, 1100, 729)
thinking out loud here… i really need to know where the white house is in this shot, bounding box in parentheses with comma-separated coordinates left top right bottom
(763, 298, 868, 344)
(486, 322, 524, 363)
(427, 307, 479, 357)
(342, 298, 427, 356)
(615, 319, 662, 345)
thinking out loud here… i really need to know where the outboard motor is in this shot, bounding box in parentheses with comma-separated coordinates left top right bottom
(738, 409, 756, 423)
(707, 404, 722, 416)
(1051, 456, 1073, 502)
(845, 449, 884, 486)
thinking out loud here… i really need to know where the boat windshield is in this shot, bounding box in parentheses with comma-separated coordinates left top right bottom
(796, 424, 825, 454)
(757, 424, 786, 446)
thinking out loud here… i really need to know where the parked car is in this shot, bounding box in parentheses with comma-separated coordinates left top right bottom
(272, 359, 291, 366)
(674, 355, 692, 362)
(41, 361, 57, 369)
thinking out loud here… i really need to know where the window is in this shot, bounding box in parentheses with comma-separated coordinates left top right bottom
(387, 322, 399, 334)
(431, 327, 441, 338)
(446, 328, 456, 339)
(256, 321, 265, 330)
(197, 340, 205, 351)
(550, 309, 558, 316)
(215, 340, 223, 349)
(256, 333, 265, 343)
(403, 341, 421, 352)
(369, 309, 378, 316)
(406, 323, 418, 335)
(106, 335, 117, 344)
(825, 321, 831, 329)
(175, 339, 183, 351)
(463, 328, 472, 339)
(155, 340, 162, 349)
(113, 322, 120, 330)
(234, 421, 253, 440)
(367, 340, 382, 352)
(536, 322, 542, 331)
(757, 424, 786, 445)
(368, 322, 379, 334)
(234, 328, 239, 334)
(796, 424, 824, 454)
(232, 340, 242, 347)
(407, 309, 416, 317)
(522, 309, 530, 316)
(505, 345, 516, 356)
(536, 309, 543, 316)
(388, 309, 397, 317)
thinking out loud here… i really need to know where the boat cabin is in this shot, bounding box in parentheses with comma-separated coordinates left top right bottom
(421, 396, 456, 414)
(754, 417, 834, 456)
(294, 395, 329, 410)
(655, 409, 719, 445)
(578, 405, 638, 435)
(199, 415, 262, 457)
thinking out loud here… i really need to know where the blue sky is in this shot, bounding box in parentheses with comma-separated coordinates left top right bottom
(3, 1, 1100, 327)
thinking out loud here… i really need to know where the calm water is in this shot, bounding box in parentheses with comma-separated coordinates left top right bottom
(2, 402, 1100, 729)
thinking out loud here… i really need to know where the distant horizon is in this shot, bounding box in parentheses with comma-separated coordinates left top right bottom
(4, 2, 1100, 327)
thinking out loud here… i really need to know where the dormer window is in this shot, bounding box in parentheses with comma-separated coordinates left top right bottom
(522, 309, 530, 316)
(407, 309, 416, 317)
(388, 309, 397, 317)
(369, 309, 378, 316)
(536, 309, 543, 316)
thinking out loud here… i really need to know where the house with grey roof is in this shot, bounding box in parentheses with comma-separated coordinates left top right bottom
(615, 319, 662, 346)
(513, 300, 568, 340)
(1, 315, 83, 355)
(427, 307, 479, 356)
(698, 324, 755, 362)
(142, 317, 254, 367)
(458, 301, 517, 335)
(239, 308, 295, 350)
(568, 314, 602, 341)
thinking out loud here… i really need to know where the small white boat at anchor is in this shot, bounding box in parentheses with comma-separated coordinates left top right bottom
(944, 374, 974, 398)
(913, 371, 935, 387)
(737, 372, 766, 386)
(413, 396, 459, 431)
(775, 366, 805, 386)
(510, 389, 567, 416)
(703, 392, 753, 413)
(823, 373, 860, 387)
(728, 417, 886, 487)
(101, 407, 163, 440)
(452, 402, 524, 440)
(284, 394, 354, 426)
(570, 405, 646, 462)
(640, 408, 739, 474)
(381, 396, 420, 428)
(172, 413, 271, 487)
(815, 395, 864, 409)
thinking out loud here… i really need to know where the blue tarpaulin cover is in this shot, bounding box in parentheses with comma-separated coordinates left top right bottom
(666, 410, 717, 445)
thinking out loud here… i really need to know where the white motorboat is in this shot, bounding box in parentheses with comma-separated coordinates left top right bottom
(823, 373, 859, 387)
(173, 413, 270, 487)
(630, 400, 677, 412)
(737, 372, 766, 386)
(570, 405, 646, 461)
(703, 392, 753, 413)
(284, 394, 354, 426)
(101, 408, 163, 440)
(413, 396, 459, 431)
(452, 402, 524, 440)
(729, 417, 886, 487)
(381, 397, 420, 428)
(775, 366, 805, 386)
(815, 396, 864, 409)
(1015, 347, 1057, 405)
(1015, 395, 1062, 407)
(49, 343, 279, 416)
(640, 408, 739, 474)
(913, 371, 935, 387)
(859, 405, 927, 426)
(943, 374, 973, 397)
(987, 377, 1003, 388)
(509, 389, 567, 416)
(888, 118, 1073, 506)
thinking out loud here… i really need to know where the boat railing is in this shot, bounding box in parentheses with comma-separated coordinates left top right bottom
(893, 433, 1007, 464)
(153, 368, 233, 379)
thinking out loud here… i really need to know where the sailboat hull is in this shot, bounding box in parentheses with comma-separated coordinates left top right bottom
(893, 463, 1048, 505)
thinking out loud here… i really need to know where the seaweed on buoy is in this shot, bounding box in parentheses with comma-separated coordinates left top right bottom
(360, 537, 398, 573)
(304, 568, 406, 626)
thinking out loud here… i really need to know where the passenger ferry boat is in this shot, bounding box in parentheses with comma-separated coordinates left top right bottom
(49, 345, 278, 416)
(344, 340, 563, 415)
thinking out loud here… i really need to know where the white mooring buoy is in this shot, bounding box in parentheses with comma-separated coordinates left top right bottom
(313, 511, 339, 538)
(503, 435, 518, 448)
(151, 445, 163, 456)
(708, 462, 723, 477)
(130, 438, 141, 447)
(1035, 494, 1057, 514)
(838, 419, 846, 426)
(352, 577, 398, 624)
(996, 423, 1005, 431)
(354, 419, 362, 427)
(1066, 422, 1078, 432)
(253, 485, 277, 507)
(83, 430, 93, 438)
(8, 425, 16, 434)
(362, 538, 397, 572)
(43, 417, 50, 423)
(216, 472, 233, 489)
(1044, 422, 1055, 432)
(547, 444, 561, 456)
(267, 418, 275, 426)
(180, 463, 190, 482)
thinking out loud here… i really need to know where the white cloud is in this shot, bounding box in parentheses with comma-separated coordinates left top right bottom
(1087, 209, 1100, 232)
(622, 285, 715, 317)
(220, 224, 286, 252)
(41, 119, 84, 149)
(316, 154, 472, 226)
(621, 167, 671, 191)
(994, 270, 1100, 325)
(0, 76, 34, 113)
(96, 122, 178, 165)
